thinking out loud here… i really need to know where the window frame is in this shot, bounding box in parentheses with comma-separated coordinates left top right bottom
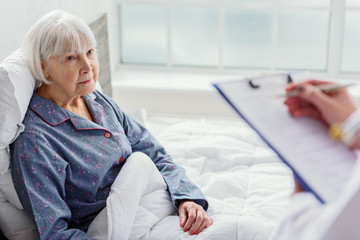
(114, 0, 360, 78)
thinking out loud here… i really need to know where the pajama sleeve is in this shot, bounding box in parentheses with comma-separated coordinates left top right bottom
(104, 96, 208, 210)
(10, 132, 94, 240)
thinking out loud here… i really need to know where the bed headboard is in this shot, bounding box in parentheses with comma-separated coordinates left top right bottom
(89, 13, 112, 97)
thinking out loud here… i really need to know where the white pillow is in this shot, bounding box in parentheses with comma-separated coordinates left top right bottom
(0, 49, 35, 150)
(0, 49, 37, 202)
(0, 49, 39, 239)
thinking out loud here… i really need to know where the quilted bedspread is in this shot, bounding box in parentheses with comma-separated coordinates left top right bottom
(145, 116, 293, 239)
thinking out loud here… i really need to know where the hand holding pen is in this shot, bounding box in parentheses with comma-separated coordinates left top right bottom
(284, 82, 356, 98)
(284, 79, 357, 127)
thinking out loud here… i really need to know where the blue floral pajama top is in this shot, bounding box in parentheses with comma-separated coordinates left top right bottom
(10, 90, 208, 240)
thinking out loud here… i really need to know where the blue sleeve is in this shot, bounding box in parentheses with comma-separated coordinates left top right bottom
(102, 95, 208, 210)
(10, 131, 94, 240)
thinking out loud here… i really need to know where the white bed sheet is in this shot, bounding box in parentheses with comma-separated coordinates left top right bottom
(145, 115, 293, 238)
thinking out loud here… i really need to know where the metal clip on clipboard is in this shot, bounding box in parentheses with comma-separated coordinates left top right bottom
(247, 73, 294, 89)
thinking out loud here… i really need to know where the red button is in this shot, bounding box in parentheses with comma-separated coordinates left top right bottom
(104, 132, 111, 138)
(119, 157, 123, 163)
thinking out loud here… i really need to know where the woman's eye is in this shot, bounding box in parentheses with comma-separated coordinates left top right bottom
(87, 49, 94, 55)
(66, 56, 74, 61)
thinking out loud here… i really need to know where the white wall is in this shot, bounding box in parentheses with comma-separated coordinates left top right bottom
(0, 0, 118, 71)
(0, 0, 237, 118)
(112, 85, 238, 118)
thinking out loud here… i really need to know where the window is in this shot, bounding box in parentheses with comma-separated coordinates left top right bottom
(117, 0, 360, 76)
(342, 0, 360, 73)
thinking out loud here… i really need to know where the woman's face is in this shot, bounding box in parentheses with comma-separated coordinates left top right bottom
(42, 48, 99, 98)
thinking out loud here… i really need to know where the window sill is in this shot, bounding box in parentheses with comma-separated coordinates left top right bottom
(110, 69, 243, 117)
(111, 69, 245, 92)
(110, 69, 360, 117)
(111, 69, 360, 92)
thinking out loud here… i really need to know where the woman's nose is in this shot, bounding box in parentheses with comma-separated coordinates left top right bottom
(80, 57, 92, 74)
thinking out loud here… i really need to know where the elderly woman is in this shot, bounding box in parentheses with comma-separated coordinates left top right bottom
(10, 10, 212, 239)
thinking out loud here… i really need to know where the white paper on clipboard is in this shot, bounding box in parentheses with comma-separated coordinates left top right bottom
(213, 73, 357, 203)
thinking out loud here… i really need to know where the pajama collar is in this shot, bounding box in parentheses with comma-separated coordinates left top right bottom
(29, 91, 104, 129)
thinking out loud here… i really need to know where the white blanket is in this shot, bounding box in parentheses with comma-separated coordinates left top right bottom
(88, 152, 246, 240)
(145, 116, 293, 239)
(0, 114, 292, 240)
(88, 116, 293, 240)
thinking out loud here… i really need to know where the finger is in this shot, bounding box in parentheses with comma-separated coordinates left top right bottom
(287, 103, 313, 114)
(305, 79, 333, 86)
(285, 98, 314, 109)
(206, 217, 213, 228)
(189, 209, 204, 235)
(286, 99, 316, 114)
(183, 208, 196, 232)
(291, 106, 322, 119)
(195, 218, 208, 235)
(195, 215, 213, 235)
(178, 206, 187, 227)
(285, 94, 326, 123)
(286, 82, 297, 91)
(297, 84, 336, 113)
(285, 79, 331, 91)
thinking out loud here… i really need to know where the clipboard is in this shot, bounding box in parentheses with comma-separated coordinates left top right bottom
(213, 73, 357, 203)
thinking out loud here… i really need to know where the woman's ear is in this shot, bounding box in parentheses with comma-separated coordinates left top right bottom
(41, 60, 49, 79)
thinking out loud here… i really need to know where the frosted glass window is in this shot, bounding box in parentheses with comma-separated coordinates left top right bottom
(224, 9, 272, 69)
(172, 0, 219, 2)
(277, 11, 329, 71)
(341, 12, 360, 73)
(173, 0, 271, 2)
(119, 4, 167, 65)
(222, 0, 271, 2)
(171, 7, 218, 67)
(347, 0, 360, 7)
(278, 0, 330, 7)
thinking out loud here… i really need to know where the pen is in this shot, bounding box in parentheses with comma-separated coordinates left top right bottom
(273, 83, 356, 98)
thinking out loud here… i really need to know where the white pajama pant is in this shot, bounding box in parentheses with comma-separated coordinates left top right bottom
(87, 152, 176, 240)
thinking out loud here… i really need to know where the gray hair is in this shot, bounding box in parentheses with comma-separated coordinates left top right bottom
(22, 10, 97, 84)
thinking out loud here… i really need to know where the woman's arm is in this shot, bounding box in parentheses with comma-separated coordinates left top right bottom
(101, 92, 213, 234)
(10, 132, 94, 240)
(99, 91, 209, 210)
(123, 113, 215, 233)
(118, 111, 214, 234)
(119, 111, 208, 208)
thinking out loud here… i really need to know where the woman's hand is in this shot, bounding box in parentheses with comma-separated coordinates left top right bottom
(284, 79, 357, 126)
(178, 200, 213, 235)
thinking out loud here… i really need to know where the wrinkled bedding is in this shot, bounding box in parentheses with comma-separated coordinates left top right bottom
(144, 116, 293, 239)
(1, 113, 293, 240)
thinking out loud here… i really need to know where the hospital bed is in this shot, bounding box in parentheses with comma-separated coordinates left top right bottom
(0, 13, 293, 240)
